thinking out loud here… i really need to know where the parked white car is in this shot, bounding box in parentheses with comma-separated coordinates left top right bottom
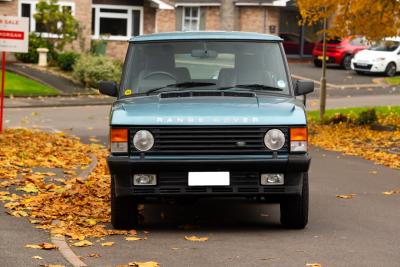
(351, 37, 400, 76)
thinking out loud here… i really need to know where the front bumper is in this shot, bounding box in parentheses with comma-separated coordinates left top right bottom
(108, 154, 311, 198)
(351, 60, 387, 72)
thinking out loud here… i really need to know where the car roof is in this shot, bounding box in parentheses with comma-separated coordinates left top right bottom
(130, 31, 282, 42)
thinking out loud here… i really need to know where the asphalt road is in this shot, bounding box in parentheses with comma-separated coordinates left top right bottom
(1, 106, 400, 267)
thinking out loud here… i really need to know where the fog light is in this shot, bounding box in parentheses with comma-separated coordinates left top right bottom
(261, 174, 284, 185)
(290, 141, 307, 152)
(111, 142, 128, 153)
(133, 174, 157, 186)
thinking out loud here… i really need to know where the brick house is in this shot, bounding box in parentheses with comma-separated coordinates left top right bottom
(0, 0, 320, 61)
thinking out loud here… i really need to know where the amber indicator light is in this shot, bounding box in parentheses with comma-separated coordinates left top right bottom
(111, 128, 128, 142)
(290, 128, 307, 141)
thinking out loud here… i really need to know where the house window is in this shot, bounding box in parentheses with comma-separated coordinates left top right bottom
(182, 7, 200, 31)
(19, 0, 75, 37)
(92, 5, 143, 41)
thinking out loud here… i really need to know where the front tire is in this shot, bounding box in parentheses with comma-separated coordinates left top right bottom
(280, 173, 309, 229)
(313, 59, 322, 67)
(111, 177, 139, 229)
(341, 54, 352, 70)
(385, 62, 397, 77)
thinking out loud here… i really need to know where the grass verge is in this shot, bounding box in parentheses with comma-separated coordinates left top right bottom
(3, 71, 60, 97)
(308, 106, 399, 169)
(384, 76, 400, 85)
(307, 106, 400, 122)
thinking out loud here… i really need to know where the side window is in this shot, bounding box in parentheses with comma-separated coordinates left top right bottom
(91, 6, 142, 40)
(182, 7, 200, 31)
(350, 37, 365, 46)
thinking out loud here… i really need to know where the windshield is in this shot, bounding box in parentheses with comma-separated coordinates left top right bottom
(120, 41, 291, 97)
(369, 41, 400, 52)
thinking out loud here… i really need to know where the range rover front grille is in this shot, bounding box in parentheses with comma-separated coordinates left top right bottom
(129, 126, 289, 155)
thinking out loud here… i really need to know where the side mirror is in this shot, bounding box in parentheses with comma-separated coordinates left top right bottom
(99, 81, 118, 97)
(294, 80, 314, 96)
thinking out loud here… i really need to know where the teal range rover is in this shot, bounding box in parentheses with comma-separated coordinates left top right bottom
(99, 31, 314, 230)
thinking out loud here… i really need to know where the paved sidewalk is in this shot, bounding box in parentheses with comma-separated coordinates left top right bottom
(4, 95, 114, 108)
(306, 94, 400, 110)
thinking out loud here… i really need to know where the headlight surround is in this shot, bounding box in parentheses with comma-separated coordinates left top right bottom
(110, 128, 128, 153)
(264, 129, 285, 150)
(290, 127, 308, 153)
(133, 130, 154, 151)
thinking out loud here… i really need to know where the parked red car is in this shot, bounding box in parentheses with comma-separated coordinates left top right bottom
(279, 32, 315, 55)
(312, 36, 367, 70)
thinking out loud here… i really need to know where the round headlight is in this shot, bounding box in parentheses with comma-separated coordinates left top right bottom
(133, 130, 154, 151)
(264, 129, 285, 150)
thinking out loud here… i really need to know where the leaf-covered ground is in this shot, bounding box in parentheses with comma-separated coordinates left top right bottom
(309, 110, 400, 169)
(0, 129, 128, 241)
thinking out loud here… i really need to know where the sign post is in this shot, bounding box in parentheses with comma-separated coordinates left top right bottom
(0, 16, 29, 133)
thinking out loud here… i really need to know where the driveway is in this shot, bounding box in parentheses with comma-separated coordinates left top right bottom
(1, 105, 400, 267)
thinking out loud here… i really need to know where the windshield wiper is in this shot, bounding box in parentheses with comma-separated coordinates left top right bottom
(218, 84, 284, 92)
(146, 82, 216, 95)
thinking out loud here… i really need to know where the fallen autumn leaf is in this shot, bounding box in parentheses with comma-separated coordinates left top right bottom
(26, 243, 57, 250)
(72, 240, 93, 247)
(41, 243, 58, 250)
(125, 237, 144, 241)
(25, 244, 42, 249)
(184, 236, 209, 242)
(128, 261, 160, 267)
(336, 194, 356, 199)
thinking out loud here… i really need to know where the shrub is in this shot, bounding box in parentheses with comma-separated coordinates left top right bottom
(57, 52, 80, 71)
(326, 113, 351, 124)
(15, 33, 57, 63)
(73, 55, 122, 88)
(355, 108, 378, 125)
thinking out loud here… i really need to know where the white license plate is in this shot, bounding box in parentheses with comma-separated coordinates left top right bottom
(357, 62, 368, 66)
(188, 172, 230, 186)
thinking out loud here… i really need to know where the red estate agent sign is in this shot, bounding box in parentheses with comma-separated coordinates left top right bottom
(0, 30, 25, 40)
(0, 16, 29, 133)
